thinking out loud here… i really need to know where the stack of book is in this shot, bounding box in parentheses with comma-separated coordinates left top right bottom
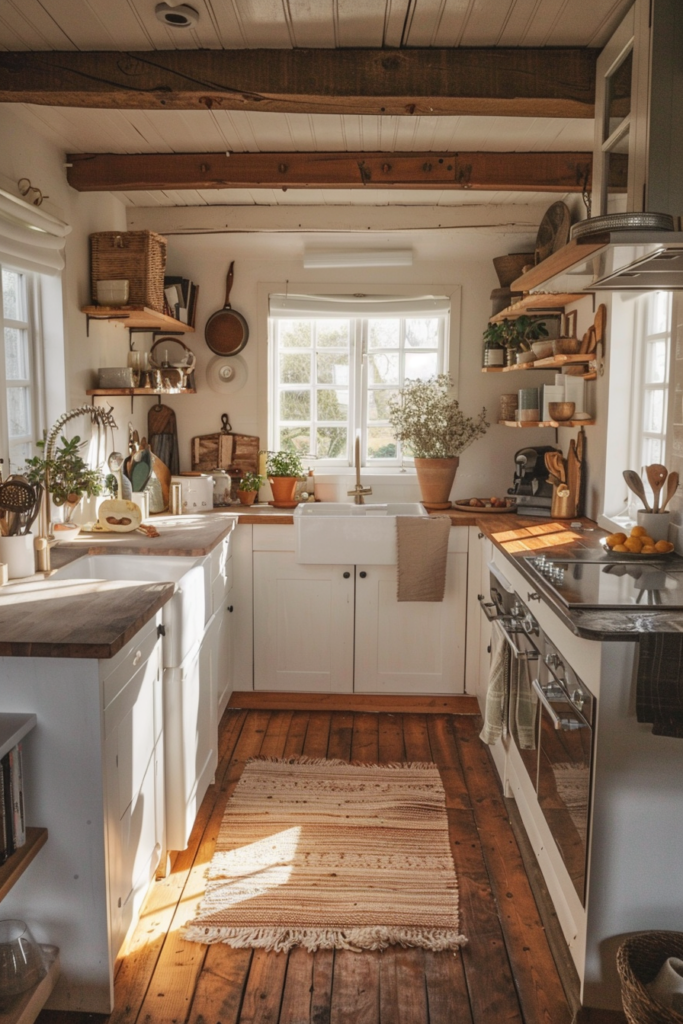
(1, 742, 26, 864)
(163, 277, 199, 327)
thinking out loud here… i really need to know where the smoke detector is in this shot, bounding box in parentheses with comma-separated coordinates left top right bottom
(155, 3, 199, 28)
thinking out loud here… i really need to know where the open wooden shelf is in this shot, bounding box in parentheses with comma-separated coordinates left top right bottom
(510, 236, 609, 293)
(86, 387, 196, 397)
(489, 292, 588, 324)
(0, 945, 59, 1024)
(498, 419, 595, 428)
(482, 354, 596, 379)
(0, 827, 48, 903)
(81, 306, 194, 333)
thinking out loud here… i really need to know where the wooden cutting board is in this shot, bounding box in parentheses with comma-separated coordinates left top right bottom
(191, 414, 259, 475)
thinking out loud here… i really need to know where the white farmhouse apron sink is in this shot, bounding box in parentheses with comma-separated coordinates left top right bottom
(294, 502, 427, 564)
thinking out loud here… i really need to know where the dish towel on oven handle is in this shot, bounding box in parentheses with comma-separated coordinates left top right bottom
(511, 656, 537, 750)
(480, 620, 510, 745)
(636, 633, 683, 737)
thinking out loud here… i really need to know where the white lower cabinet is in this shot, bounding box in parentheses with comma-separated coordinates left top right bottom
(253, 534, 467, 694)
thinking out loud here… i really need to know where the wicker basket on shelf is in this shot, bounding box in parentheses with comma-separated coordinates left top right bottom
(90, 230, 167, 312)
(617, 932, 683, 1024)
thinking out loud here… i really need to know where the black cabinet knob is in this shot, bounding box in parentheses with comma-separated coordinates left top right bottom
(359, 571, 367, 578)
(227, 605, 234, 612)
(343, 572, 350, 578)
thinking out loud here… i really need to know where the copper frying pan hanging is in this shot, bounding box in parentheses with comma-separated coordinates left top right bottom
(205, 261, 249, 356)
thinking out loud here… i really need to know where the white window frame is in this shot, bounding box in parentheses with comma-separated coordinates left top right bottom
(0, 263, 43, 475)
(268, 305, 448, 467)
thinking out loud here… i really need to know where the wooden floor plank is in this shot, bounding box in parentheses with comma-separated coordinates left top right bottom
(351, 712, 379, 763)
(186, 947, 252, 1024)
(377, 713, 405, 763)
(330, 950, 380, 1024)
(302, 712, 332, 758)
(283, 711, 310, 757)
(260, 710, 295, 758)
(278, 946, 314, 1024)
(238, 948, 288, 1024)
(453, 716, 572, 1024)
(228, 693, 479, 715)
(426, 716, 471, 810)
(310, 949, 335, 1024)
(401, 713, 433, 763)
(379, 947, 429, 1024)
(327, 711, 353, 761)
(424, 950, 473, 1024)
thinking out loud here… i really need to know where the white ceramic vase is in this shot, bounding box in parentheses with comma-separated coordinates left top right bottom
(636, 510, 670, 542)
(0, 534, 36, 579)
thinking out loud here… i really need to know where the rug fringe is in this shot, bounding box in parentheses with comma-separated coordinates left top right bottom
(244, 755, 438, 770)
(182, 923, 468, 954)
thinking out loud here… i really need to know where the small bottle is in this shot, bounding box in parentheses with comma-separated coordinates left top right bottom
(483, 334, 504, 368)
(306, 469, 316, 502)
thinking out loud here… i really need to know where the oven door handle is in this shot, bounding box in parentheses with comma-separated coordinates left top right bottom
(531, 678, 588, 731)
(477, 595, 539, 662)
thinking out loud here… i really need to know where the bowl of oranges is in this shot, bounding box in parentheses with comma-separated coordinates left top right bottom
(603, 525, 675, 558)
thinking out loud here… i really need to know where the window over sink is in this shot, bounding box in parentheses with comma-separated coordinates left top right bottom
(268, 293, 449, 467)
(0, 265, 42, 474)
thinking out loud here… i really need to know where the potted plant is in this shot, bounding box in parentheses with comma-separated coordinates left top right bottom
(266, 450, 304, 507)
(237, 471, 264, 506)
(388, 374, 488, 510)
(484, 316, 548, 366)
(25, 434, 104, 523)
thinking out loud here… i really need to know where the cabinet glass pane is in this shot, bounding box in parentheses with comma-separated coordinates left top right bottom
(405, 318, 439, 348)
(316, 427, 347, 459)
(605, 132, 629, 215)
(1, 268, 24, 321)
(280, 390, 310, 420)
(7, 386, 31, 438)
(369, 320, 399, 349)
(4, 328, 29, 380)
(317, 389, 348, 422)
(279, 426, 311, 453)
(280, 352, 311, 384)
(280, 320, 311, 348)
(368, 352, 399, 385)
(605, 48, 632, 140)
(367, 426, 396, 460)
(316, 320, 349, 348)
(317, 351, 349, 386)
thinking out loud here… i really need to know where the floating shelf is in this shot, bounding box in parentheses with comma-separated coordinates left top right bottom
(86, 388, 196, 397)
(0, 827, 48, 903)
(81, 306, 194, 333)
(482, 353, 596, 379)
(0, 713, 36, 761)
(510, 236, 609, 293)
(488, 293, 588, 324)
(499, 419, 596, 429)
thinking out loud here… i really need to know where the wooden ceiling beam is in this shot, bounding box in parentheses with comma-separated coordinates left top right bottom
(0, 48, 597, 118)
(67, 151, 593, 193)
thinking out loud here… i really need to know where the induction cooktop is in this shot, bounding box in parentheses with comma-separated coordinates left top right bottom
(524, 554, 683, 609)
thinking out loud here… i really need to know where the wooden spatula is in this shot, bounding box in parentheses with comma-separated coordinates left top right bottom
(660, 471, 679, 513)
(623, 470, 650, 512)
(646, 463, 668, 512)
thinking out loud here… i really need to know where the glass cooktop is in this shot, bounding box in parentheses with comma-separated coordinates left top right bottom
(524, 554, 683, 609)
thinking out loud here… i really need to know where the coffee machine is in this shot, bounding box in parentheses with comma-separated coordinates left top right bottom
(508, 445, 558, 517)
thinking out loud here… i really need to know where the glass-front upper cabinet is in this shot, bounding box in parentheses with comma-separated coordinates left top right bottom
(592, 0, 650, 218)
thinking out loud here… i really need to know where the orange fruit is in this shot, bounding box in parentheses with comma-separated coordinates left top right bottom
(625, 537, 643, 552)
(631, 526, 647, 537)
(641, 545, 656, 554)
(612, 544, 628, 551)
(655, 540, 674, 553)
(606, 533, 627, 547)
(640, 536, 654, 546)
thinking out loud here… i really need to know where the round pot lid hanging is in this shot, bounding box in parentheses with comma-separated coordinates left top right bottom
(206, 354, 248, 394)
(204, 261, 249, 356)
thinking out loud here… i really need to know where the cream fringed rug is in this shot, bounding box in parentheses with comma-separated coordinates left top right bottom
(183, 756, 467, 954)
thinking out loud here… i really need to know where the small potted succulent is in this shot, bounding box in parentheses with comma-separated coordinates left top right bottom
(483, 316, 548, 366)
(237, 471, 264, 506)
(388, 374, 488, 510)
(266, 450, 304, 507)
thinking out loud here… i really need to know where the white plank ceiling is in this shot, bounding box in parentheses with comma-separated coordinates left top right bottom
(0, 0, 633, 51)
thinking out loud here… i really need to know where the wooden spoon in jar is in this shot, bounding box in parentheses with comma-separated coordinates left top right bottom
(623, 470, 651, 512)
(646, 463, 668, 513)
(660, 471, 679, 513)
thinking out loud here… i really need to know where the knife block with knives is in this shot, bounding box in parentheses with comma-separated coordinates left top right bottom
(544, 428, 585, 519)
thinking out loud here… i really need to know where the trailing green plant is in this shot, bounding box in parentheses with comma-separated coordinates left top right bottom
(25, 435, 104, 520)
(387, 374, 489, 459)
(266, 450, 304, 478)
(483, 315, 548, 353)
(238, 472, 264, 492)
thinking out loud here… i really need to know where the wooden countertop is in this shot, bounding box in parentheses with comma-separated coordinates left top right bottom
(52, 511, 238, 558)
(0, 579, 174, 659)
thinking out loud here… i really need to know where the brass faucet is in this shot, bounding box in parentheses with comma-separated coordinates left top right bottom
(348, 436, 372, 505)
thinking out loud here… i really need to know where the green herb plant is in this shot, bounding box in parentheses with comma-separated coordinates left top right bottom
(266, 450, 304, 478)
(483, 316, 548, 355)
(238, 472, 264, 493)
(387, 374, 489, 459)
(25, 435, 104, 520)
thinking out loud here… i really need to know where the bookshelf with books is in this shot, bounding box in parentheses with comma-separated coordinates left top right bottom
(0, 714, 47, 903)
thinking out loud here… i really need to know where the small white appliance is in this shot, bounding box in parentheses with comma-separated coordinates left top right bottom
(172, 474, 214, 512)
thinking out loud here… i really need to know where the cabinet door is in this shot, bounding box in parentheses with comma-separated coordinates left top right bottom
(354, 554, 467, 694)
(215, 592, 234, 720)
(478, 537, 493, 708)
(253, 552, 354, 692)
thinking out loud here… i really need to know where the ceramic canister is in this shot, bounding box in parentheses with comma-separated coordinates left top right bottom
(172, 474, 214, 512)
(212, 470, 233, 506)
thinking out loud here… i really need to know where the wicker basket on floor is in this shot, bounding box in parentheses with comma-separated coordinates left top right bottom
(90, 230, 167, 312)
(617, 932, 683, 1024)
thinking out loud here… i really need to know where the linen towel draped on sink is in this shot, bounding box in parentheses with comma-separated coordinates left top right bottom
(636, 633, 683, 737)
(480, 622, 537, 749)
(396, 515, 451, 601)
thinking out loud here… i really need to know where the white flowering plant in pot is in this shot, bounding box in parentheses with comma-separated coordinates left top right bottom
(387, 374, 488, 509)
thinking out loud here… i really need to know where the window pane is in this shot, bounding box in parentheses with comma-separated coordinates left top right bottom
(646, 341, 668, 385)
(605, 48, 632, 140)
(7, 386, 31, 438)
(316, 427, 347, 459)
(368, 351, 399, 385)
(368, 389, 398, 422)
(367, 426, 396, 460)
(280, 390, 310, 420)
(644, 389, 665, 434)
(317, 351, 349, 386)
(2, 269, 23, 321)
(642, 436, 663, 467)
(9, 442, 32, 474)
(369, 320, 399, 349)
(4, 328, 29, 380)
(405, 318, 439, 348)
(405, 351, 438, 380)
(280, 320, 311, 348)
(317, 389, 348, 422)
(651, 292, 672, 335)
(280, 352, 311, 384)
(279, 426, 311, 454)
(316, 319, 349, 348)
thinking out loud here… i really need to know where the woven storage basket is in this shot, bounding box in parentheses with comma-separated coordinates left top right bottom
(617, 932, 683, 1024)
(90, 231, 167, 313)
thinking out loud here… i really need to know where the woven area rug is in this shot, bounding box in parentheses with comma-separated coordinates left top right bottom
(183, 756, 467, 953)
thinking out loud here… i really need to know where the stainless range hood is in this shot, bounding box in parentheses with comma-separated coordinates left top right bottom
(535, 232, 683, 293)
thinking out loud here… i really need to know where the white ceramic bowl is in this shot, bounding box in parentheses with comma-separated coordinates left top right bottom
(53, 522, 81, 542)
(516, 350, 536, 364)
(95, 279, 129, 306)
(531, 340, 554, 360)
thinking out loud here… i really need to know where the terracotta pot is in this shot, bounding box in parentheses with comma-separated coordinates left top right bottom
(268, 476, 298, 505)
(414, 457, 460, 510)
(237, 490, 258, 506)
